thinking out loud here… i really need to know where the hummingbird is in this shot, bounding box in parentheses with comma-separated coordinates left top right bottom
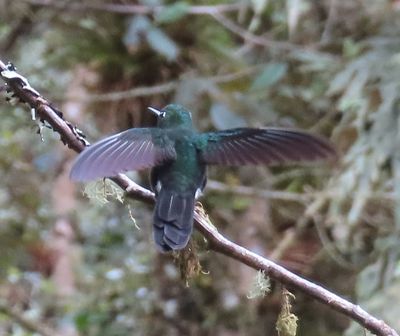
(70, 104, 336, 252)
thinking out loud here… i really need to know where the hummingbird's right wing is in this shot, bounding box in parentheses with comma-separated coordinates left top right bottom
(70, 128, 176, 182)
(196, 128, 336, 166)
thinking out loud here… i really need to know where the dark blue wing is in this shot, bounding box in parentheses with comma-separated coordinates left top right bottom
(70, 128, 176, 182)
(197, 128, 336, 166)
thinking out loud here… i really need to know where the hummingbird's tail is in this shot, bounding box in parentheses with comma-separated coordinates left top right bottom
(153, 189, 195, 252)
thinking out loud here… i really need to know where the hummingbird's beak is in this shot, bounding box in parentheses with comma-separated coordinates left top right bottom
(148, 107, 163, 117)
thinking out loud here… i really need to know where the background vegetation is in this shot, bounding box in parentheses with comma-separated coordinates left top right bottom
(0, 0, 400, 335)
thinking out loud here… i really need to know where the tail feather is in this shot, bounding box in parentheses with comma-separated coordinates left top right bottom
(153, 189, 195, 252)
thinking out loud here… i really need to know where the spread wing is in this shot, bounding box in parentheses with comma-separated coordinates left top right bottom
(197, 128, 336, 166)
(70, 128, 176, 182)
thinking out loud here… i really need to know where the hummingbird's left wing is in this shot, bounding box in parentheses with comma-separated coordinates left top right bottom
(196, 128, 336, 166)
(70, 128, 176, 182)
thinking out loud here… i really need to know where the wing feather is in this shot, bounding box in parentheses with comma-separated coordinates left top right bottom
(252, 135, 290, 162)
(232, 139, 258, 164)
(198, 128, 336, 166)
(121, 141, 142, 167)
(266, 129, 334, 156)
(251, 133, 304, 162)
(230, 139, 247, 164)
(106, 141, 136, 172)
(70, 128, 176, 181)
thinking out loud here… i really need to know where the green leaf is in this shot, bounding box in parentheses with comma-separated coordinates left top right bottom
(327, 64, 356, 95)
(343, 38, 362, 59)
(252, 0, 269, 14)
(250, 62, 288, 91)
(122, 15, 151, 48)
(75, 312, 89, 331)
(146, 27, 180, 61)
(156, 2, 190, 24)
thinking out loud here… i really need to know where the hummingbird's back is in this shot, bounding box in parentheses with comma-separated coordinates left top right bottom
(151, 132, 206, 251)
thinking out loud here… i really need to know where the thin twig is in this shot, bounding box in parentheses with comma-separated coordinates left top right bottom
(72, 81, 178, 103)
(320, 0, 338, 45)
(268, 228, 298, 261)
(207, 180, 396, 202)
(60, 67, 257, 103)
(211, 12, 297, 51)
(206, 180, 310, 202)
(22, 0, 244, 16)
(0, 302, 61, 336)
(0, 60, 398, 336)
(269, 196, 327, 261)
(210, 12, 341, 62)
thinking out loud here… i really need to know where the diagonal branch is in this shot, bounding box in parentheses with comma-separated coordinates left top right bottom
(209, 12, 341, 62)
(210, 12, 297, 51)
(0, 60, 398, 336)
(0, 302, 61, 336)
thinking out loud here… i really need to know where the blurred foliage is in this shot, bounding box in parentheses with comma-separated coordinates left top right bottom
(1, 0, 400, 335)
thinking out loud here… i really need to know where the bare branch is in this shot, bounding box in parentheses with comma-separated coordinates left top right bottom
(210, 12, 341, 63)
(70, 81, 178, 103)
(0, 60, 398, 336)
(211, 12, 296, 51)
(320, 0, 339, 45)
(206, 180, 310, 202)
(207, 180, 396, 203)
(22, 0, 245, 16)
(60, 68, 257, 103)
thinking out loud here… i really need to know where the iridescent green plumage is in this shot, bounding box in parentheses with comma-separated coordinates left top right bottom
(70, 104, 336, 252)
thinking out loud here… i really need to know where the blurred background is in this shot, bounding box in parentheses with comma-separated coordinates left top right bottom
(0, 0, 400, 335)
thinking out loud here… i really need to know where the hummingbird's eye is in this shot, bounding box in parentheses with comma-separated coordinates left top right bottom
(160, 111, 166, 118)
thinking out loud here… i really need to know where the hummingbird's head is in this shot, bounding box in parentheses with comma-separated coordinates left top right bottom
(148, 104, 193, 129)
